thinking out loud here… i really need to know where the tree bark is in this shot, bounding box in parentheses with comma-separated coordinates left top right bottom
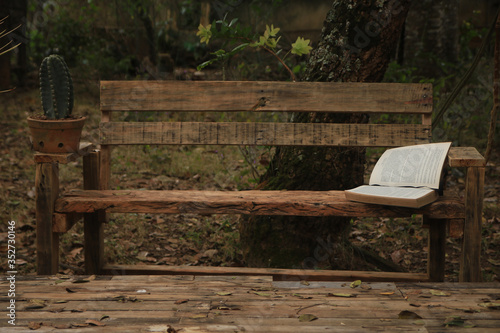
(239, 0, 412, 270)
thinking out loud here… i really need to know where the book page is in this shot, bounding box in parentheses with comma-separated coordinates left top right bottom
(369, 142, 451, 189)
(348, 185, 435, 199)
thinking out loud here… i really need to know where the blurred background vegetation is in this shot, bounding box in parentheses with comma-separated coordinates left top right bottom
(1, 0, 498, 149)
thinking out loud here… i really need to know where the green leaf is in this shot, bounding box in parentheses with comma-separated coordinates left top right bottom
(265, 36, 281, 49)
(291, 36, 313, 56)
(229, 43, 249, 55)
(256, 35, 267, 47)
(212, 49, 226, 57)
(398, 310, 422, 319)
(350, 280, 362, 288)
(197, 59, 216, 71)
(196, 23, 212, 44)
(228, 18, 238, 27)
(265, 24, 280, 37)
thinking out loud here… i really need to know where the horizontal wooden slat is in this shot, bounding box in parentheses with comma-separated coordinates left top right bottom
(101, 264, 430, 282)
(448, 147, 486, 167)
(34, 142, 95, 164)
(100, 122, 431, 147)
(55, 190, 465, 219)
(100, 81, 433, 114)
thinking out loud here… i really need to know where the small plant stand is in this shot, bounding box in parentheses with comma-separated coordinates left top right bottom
(34, 142, 95, 275)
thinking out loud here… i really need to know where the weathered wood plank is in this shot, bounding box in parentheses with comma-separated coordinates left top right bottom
(100, 122, 432, 147)
(100, 81, 433, 113)
(55, 190, 465, 219)
(448, 147, 486, 167)
(35, 162, 60, 275)
(33, 142, 94, 164)
(100, 264, 429, 282)
(83, 151, 104, 274)
(7, 276, 500, 332)
(460, 166, 485, 282)
(52, 212, 81, 233)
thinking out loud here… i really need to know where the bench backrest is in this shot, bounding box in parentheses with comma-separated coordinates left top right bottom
(98, 81, 433, 188)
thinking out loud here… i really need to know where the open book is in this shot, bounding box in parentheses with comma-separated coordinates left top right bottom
(345, 142, 452, 208)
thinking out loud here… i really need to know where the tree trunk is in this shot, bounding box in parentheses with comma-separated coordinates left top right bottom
(239, 0, 412, 270)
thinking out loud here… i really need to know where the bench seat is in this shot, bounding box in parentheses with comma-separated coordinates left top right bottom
(55, 190, 465, 219)
(34, 81, 485, 282)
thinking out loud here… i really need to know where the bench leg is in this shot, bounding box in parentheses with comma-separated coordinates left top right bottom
(426, 217, 446, 282)
(83, 151, 104, 274)
(35, 162, 60, 275)
(460, 166, 485, 282)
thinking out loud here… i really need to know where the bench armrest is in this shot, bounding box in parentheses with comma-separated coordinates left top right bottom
(447, 147, 485, 168)
(34, 142, 95, 164)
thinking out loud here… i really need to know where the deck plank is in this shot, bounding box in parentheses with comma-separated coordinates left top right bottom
(2, 276, 499, 332)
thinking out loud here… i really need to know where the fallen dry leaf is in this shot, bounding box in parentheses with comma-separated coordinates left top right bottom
(86, 319, 106, 326)
(327, 293, 356, 298)
(216, 291, 232, 296)
(298, 314, 318, 322)
(430, 289, 451, 297)
(479, 302, 500, 310)
(398, 310, 422, 319)
(174, 298, 189, 304)
(380, 292, 395, 296)
(350, 280, 362, 288)
(28, 321, 42, 330)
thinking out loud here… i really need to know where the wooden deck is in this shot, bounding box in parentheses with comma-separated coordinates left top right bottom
(2, 275, 499, 332)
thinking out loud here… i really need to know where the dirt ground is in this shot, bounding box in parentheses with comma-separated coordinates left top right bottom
(1, 84, 499, 282)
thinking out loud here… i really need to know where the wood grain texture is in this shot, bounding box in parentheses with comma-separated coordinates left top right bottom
(83, 151, 104, 274)
(101, 264, 429, 282)
(460, 166, 485, 282)
(52, 212, 81, 233)
(55, 190, 465, 219)
(9, 276, 500, 332)
(35, 162, 59, 275)
(100, 81, 433, 113)
(100, 122, 432, 147)
(448, 147, 486, 167)
(34, 142, 95, 164)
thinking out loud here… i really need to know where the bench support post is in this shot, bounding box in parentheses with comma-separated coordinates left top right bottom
(426, 217, 446, 282)
(460, 166, 485, 282)
(35, 162, 60, 275)
(83, 150, 104, 274)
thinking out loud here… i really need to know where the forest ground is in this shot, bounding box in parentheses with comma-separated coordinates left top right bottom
(1, 82, 499, 282)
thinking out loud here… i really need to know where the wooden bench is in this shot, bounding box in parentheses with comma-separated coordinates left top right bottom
(34, 81, 486, 282)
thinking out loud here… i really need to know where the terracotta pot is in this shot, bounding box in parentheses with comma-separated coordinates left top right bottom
(27, 116, 86, 153)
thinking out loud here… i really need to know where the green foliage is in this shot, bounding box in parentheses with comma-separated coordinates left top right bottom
(381, 18, 495, 149)
(39, 55, 74, 119)
(196, 17, 312, 81)
(291, 37, 313, 56)
(196, 23, 212, 44)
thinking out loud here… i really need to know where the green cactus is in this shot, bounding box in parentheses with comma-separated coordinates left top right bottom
(39, 55, 74, 119)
